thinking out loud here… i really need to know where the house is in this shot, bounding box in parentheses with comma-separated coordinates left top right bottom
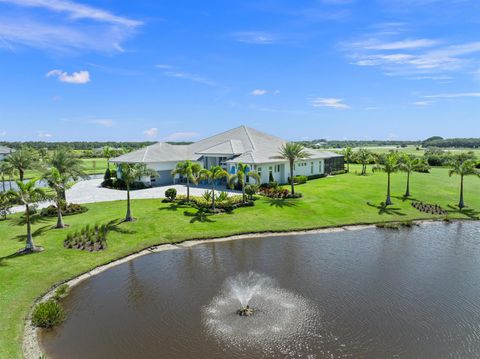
(111, 126, 344, 186)
(0, 146, 12, 161)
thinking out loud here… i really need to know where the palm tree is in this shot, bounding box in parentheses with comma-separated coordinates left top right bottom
(103, 146, 115, 171)
(278, 142, 310, 195)
(171, 160, 202, 202)
(9, 179, 48, 253)
(342, 147, 353, 172)
(448, 158, 479, 209)
(355, 148, 372, 176)
(6, 147, 37, 182)
(0, 161, 10, 192)
(228, 163, 260, 203)
(48, 147, 86, 201)
(42, 168, 69, 228)
(398, 154, 429, 197)
(0, 191, 14, 219)
(119, 163, 156, 222)
(373, 152, 399, 206)
(199, 166, 228, 210)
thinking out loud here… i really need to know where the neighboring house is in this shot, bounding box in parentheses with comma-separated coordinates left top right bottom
(0, 146, 12, 161)
(111, 126, 344, 186)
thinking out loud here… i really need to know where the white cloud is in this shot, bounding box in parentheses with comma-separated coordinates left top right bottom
(232, 31, 276, 44)
(359, 38, 438, 50)
(89, 119, 115, 127)
(251, 89, 267, 96)
(163, 132, 199, 141)
(46, 69, 90, 84)
(155, 64, 174, 69)
(310, 97, 350, 109)
(424, 92, 480, 99)
(413, 100, 434, 106)
(0, 0, 141, 26)
(144, 128, 158, 138)
(37, 131, 52, 138)
(0, 0, 141, 53)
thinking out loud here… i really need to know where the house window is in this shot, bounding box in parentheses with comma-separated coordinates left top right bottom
(311, 162, 314, 174)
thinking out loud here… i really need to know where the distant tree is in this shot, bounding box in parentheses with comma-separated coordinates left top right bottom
(171, 160, 202, 202)
(102, 146, 115, 170)
(342, 147, 353, 172)
(278, 143, 310, 195)
(399, 154, 430, 197)
(119, 163, 156, 222)
(199, 166, 228, 210)
(355, 148, 372, 175)
(6, 147, 38, 181)
(38, 148, 49, 162)
(228, 163, 260, 203)
(9, 179, 49, 253)
(448, 157, 479, 209)
(373, 152, 400, 206)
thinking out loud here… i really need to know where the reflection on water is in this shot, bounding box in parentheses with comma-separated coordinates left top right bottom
(41, 222, 480, 359)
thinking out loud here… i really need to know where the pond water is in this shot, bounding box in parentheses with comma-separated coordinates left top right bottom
(41, 222, 480, 359)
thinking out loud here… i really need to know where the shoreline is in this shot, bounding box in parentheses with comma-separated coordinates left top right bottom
(22, 218, 455, 359)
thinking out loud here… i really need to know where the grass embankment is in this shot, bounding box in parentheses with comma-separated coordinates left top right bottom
(18, 158, 109, 180)
(1, 165, 479, 358)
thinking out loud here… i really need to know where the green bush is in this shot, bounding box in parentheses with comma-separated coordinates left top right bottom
(52, 284, 69, 301)
(294, 175, 308, 184)
(32, 300, 65, 328)
(165, 188, 177, 201)
(40, 203, 88, 217)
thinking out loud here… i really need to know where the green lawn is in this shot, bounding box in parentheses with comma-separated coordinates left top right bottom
(1, 165, 479, 358)
(326, 145, 480, 157)
(19, 158, 110, 180)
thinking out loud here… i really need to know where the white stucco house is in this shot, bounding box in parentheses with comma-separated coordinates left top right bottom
(111, 126, 344, 186)
(0, 146, 12, 161)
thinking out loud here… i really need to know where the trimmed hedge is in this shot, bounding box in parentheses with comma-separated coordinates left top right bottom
(40, 203, 88, 217)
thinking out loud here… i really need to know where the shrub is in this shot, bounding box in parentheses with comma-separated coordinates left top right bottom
(165, 188, 177, 201)
(40, 203, 88, 217)
(32, 300, 65, 328)
(215, 191, 228, 202)
(104, 168, 111, 181)
(64, 223, 108, 252)
(307, 174, 326, 180)
(244, 184, 258, 199)
(294, 175, 308, 184)
(202, 190, 212, 201)
(101, 178, 147, 190)
(52, 284, 69, 301)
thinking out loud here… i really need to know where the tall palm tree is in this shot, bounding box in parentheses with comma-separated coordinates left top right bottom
(448, 158, 479, 209)
(342, 147, 353, 172)
(119, 163, 156, 222)
(48, 147, 86, 201)
(199, 166, 228, 210)
(103, 146, 115, 171)
(0, 161, 10, 192)
(356, 148, 372, 176)
(399, 154, 429, 197)
(6, 147, 37, 182)
(9, 179, 48, 253)
(278, 142, 310, 195)
(42, 168, 69, 228)
(373, 152, 399, 206)
(171, 160, 202, 202)
(228, 163, 260, 203)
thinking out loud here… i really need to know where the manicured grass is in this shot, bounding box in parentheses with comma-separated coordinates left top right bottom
(18, 158, 110, 180)
(1, 165, 479, 358)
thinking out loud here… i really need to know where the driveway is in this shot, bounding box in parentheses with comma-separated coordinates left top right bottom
(11, 179, 239, 214)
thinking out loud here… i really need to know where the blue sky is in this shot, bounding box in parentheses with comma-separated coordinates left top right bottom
(0, 0, 479, 142)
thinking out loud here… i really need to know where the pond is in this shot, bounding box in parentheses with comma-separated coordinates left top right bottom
(40, 222, 480, 358)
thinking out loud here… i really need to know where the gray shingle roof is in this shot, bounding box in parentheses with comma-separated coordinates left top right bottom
(111, 125, 341, 164)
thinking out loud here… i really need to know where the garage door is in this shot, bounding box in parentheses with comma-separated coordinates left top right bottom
(151, 170, 174, 186)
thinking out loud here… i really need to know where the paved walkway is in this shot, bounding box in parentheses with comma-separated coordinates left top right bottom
(11, 179, 239, 214)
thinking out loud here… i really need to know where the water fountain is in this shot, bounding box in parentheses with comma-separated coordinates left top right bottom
(203, 272, 320, 353)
